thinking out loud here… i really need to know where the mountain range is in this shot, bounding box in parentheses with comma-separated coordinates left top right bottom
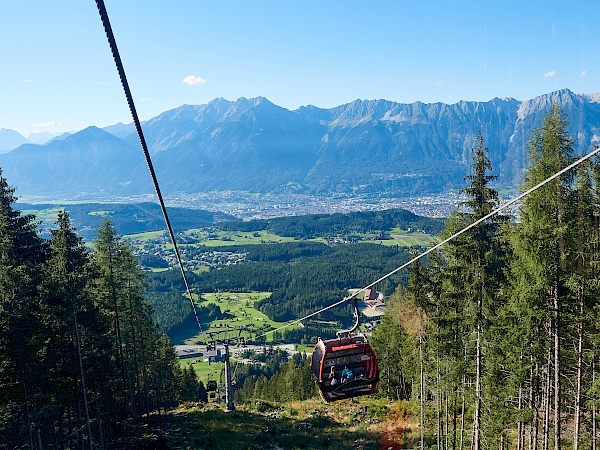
(0, 129, 70, 153)
(1, 89, 599, 199)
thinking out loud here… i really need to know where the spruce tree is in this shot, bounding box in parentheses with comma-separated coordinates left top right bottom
(507, 106, 576, 450)
(0, 169, 46, 447)
(42, 210, 99, 448)
(93, 218, 130, 422)
(426, 132, 508, 450)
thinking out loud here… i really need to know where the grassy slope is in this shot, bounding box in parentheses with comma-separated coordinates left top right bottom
(168, 292, 298, 345)
(201, 292, 289, 335)
(180, 360, 223, 384)
(161, 398, 418, 450)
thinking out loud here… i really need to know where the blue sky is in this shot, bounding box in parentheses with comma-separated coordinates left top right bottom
(1, 1, 598, 137)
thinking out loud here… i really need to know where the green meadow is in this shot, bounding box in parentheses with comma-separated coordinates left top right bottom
(364, 228, 433, 247)
(178, 229, 297, 246)
(173, 292, 298, 345)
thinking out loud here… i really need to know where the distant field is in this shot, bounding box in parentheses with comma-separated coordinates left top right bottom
(125, 230, 166, 241)
(180, 358, 223, 384)
(186, 229, 297, 246)
(202, 292, 294, 340)
(364, 228, 433, 247)
(19, 207, 63, 223)
(124, 228, 297, 246)
(295, 344, 314, 353)
(172, 292, 297, 345)
(125, 227, 433, 248)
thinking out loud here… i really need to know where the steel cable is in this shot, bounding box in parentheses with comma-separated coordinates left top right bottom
(256, 144, 600, 339)
(94, 0, 202, 332)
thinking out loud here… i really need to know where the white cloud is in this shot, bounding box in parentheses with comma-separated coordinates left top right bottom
(544, 70, 557, 78)
(581, 70, 588, 78)
(97, 81, 110, 85)
(183, 75, 206, 86)
(24, 79, 36, 83)
(435, 80, 444, 86)
(32, 120, 61, 128)
(139, 97, 154, 102)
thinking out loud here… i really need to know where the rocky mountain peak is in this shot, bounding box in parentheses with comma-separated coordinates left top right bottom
(2, 89, 600, 200)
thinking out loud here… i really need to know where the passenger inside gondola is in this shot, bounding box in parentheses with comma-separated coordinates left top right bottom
(341, 365, 354, 383)
(311, 334, 379, 402)
(328, 365, 338, 386)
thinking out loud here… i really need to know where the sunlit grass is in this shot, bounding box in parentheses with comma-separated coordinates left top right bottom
(163, 397, 399, 450)
(173, 292, 297, 345)
(364, 228, 433, 247)
(125, 230, 167, 240)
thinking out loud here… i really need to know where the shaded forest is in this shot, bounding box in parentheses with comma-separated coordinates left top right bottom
(369, 108, 600, 450)
(0, 184, 204, 449)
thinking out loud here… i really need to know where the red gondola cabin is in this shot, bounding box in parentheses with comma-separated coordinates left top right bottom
(311, 335, 379, 402)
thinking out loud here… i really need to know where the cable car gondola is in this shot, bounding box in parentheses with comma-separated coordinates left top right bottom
(206, 380, 218, 392)
(310, 299, 379, 402)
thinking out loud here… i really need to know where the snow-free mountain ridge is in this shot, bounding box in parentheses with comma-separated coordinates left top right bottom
(1, 89, 599, 199)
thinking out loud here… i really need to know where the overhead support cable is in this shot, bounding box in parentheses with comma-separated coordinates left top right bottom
(94, 0, 202, 332)
(257, 144, 600, 339)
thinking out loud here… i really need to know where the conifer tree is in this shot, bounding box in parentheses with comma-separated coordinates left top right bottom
(507, 106, 576, 450)
(0, 169, 46, 447)
(92, 219, 177, 425)
(426, 132, 508, 450)
(180, 365, 200, 402)
(42, 210, 100, 448)
(568, 163, 597, 450)
(93, 219, 130, 422)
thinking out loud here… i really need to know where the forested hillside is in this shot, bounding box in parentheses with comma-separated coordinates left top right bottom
(0, 178, 203, 448)
(369, 108, 600, 450)
(142, 206, 440, 338)
(17, 202, 233, 240)
(146, 241, 412, 337)
(144, 209, 441, 336)
(218, 208, 444, 238)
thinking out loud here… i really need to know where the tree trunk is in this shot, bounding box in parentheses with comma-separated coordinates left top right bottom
(518, 386, 523, 450)
(76, 390, 84, 450)
(528, 364, 535, 450)
(459, 387, 465, 450)
(20, 362, 35, 450)
(553, 281, 561, 450)
(452, 388, 458, 450)
(474, 298, 482, 450)
(445, 388, 449, 450)
(74, 310, 93, 450)
(554, 149, 564, 450)
(94, 388, 105, 450)
(573, 290, 584, 450)
(543, 351, 551, 450)
(533, 362, 540, 450)
(437, 359, 442, 450)
(593, 361, 597, 450)
(421, 341, 425, 450)
(126, 286, 141, 421)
